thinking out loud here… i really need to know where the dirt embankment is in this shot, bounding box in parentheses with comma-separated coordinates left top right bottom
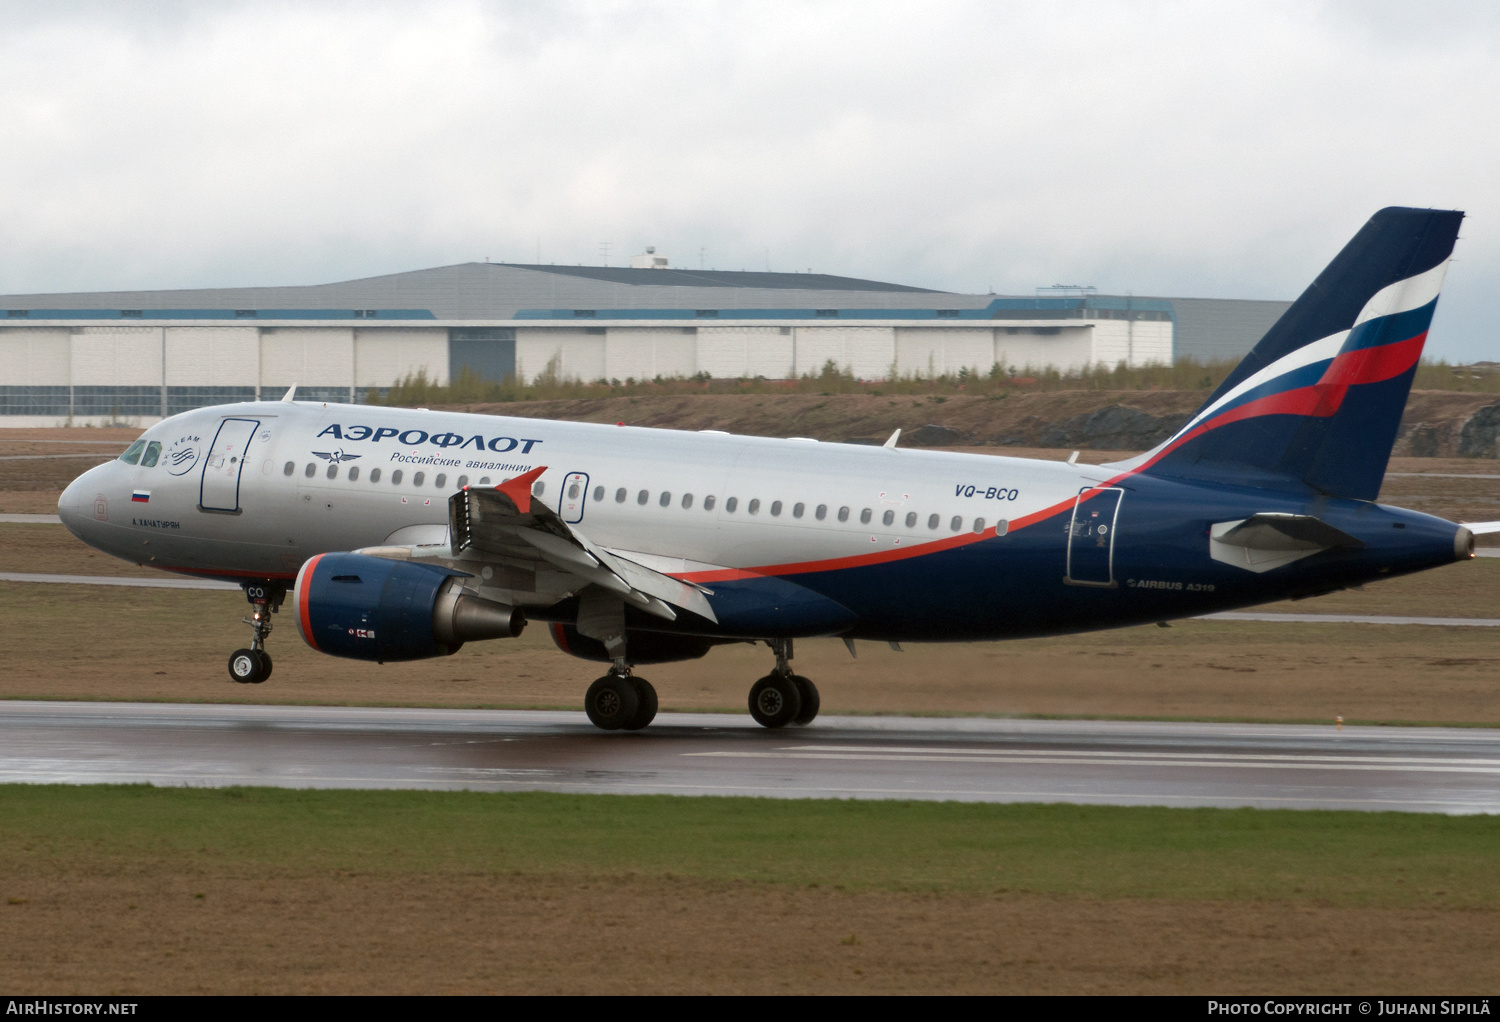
(444, 390, 1500, 457)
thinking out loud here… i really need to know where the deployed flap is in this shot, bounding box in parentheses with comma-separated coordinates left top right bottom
(450, 469, 718, 624)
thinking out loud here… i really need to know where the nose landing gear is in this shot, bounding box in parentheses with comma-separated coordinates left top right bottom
(228, 582, 285, 685)
(748, 639, 819, 729)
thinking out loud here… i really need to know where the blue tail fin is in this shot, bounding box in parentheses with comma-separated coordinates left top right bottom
(1134, 207, 1463, 501)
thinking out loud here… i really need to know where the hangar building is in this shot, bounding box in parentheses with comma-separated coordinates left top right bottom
(0, 259, 1291, 426)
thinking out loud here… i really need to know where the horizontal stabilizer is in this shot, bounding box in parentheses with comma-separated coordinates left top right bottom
(1460, 521, 1500, 536)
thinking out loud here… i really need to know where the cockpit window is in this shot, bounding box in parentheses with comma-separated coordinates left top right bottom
(140, 441, 162, 468)
(118, 440, 146, 465)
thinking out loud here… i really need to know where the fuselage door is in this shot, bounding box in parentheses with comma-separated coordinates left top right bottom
(561, 472, 590, 524)
(199, 417, 260, 514)
(1065, 486, 1123, 587)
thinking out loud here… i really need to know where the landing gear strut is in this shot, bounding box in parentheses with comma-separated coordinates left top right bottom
(585, 661, 658, 731)
(228, 582, 285, 685)
(748, 638, 819, 729)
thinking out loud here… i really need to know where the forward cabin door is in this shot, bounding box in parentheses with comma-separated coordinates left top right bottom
(1065, 486, 1123, 587)
(199, 417, 260, 513)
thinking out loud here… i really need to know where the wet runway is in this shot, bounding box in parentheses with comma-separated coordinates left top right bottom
(3, 701, 1497, 813)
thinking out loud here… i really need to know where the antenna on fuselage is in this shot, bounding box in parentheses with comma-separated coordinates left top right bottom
(882, 429, 901, 449)
(281, 385, 297, 402)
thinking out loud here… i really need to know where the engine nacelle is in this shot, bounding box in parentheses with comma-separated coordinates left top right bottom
(549, 623, 719, 664)
(294, 552, 525, 662)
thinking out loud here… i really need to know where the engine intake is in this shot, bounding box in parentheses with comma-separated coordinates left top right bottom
(294, 552, 524, 661)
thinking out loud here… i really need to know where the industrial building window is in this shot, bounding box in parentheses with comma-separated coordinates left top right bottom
(681, 493, 693, 509)
(141, 442, 161, 468)
(973, 518, 985, 533)
(792, 503, 804, 518)
(695, 310, 718, 318)
(304, 463, 315, 478)
(435, 474, 446, 488)
(950, 515, 962, 532)
(814, 504, 826, 520)
(391, 470, 403, 485)
(572, 310, 596, 317)
(659, 491, 672, 507)
(936, 309, 959, 318)
(838, 506, 849, 522)
(859, 508, 871, 525)
(770, 501, 782, 517)
(413, 472, 425, 486)
(370, 468, 382, 483)
(748, 499, 761, 515)
(283, 462, 294, 476)
(594, 486, 604, 502)
(121, 310, 142, 318)
(349, 467, 360, 481)
(725, 497, 737, 513)
(816, 309, 838, 318)
(327, 465, 338, 479)
(234, 310, 257, 318)
(882, 510, 895, 526)
(615, 488, 627, 503)
(637, 489, 649, 505)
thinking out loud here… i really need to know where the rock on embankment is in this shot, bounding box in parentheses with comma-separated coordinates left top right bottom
(447, 391, 1500, 457)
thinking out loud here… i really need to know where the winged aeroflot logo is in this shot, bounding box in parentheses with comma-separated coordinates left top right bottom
(312, 449, 362, 464)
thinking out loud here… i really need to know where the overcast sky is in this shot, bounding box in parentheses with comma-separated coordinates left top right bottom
(1, 0, 1496, 359)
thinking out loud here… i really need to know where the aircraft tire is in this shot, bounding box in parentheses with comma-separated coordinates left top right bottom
(790, 675, 819, 725)
(748, 673, 802, 728)
(585, 674, 640, 731)
(228, 649, 263, 684)
(253, 651, 273, 684)
(623, 677, 658, 731)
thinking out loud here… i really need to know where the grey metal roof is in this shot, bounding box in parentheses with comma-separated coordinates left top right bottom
(1163, 297, 1292, 362)
(502, 264, 943, 292)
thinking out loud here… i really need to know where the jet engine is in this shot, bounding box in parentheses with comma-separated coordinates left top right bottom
(548, 623, 719, 664)
(294, 552, 525, 662)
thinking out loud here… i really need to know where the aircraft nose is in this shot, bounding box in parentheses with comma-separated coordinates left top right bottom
(58, 462, 111, 540)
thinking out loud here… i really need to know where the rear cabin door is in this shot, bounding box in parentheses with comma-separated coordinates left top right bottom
(1065, 486, 1123, 587)
(561, 472, 590, 524)
(199, 417, 260, 513)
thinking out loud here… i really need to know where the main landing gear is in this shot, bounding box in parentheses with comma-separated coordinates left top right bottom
(228, 582, 285, 685)
(584, 663, 658, 731)
(748, 638, 819, 729)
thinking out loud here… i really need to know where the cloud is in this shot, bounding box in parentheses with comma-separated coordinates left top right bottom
(0, 0, 1494, 358)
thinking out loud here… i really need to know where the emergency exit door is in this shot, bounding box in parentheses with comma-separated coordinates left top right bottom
(199, 417, 260, 513)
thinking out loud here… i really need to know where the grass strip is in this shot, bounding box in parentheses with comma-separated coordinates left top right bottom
(2, 785, 1497, 909)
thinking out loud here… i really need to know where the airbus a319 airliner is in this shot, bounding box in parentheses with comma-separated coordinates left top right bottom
(59, 208, 1493, 731)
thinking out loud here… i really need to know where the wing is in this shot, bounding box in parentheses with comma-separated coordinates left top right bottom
(448, 467, 717, 624)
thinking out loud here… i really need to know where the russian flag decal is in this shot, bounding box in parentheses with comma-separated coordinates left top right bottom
(131, 490, 150, 503)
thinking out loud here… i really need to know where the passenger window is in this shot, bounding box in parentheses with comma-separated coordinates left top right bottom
(327, 465, 338, 479)
(973, 517, 986, 533)
(860, 508, 872, 525)
(370, 468, 382, 483)
(141, 442, 162, 468)
(815, 504, 827, 520)
(704, 495, 716, 511)
(770, 501, 782, 516)
(457, 475, 469, 488)
(304, 463, 315, 478)
(659, 491, 672, 507)
(748, 499, 761, 515)
(119, 440, 146, 465)
(927, 513, 939, 530)
(905, 512, 917, 528)
(882, 510, 895, 526)
(435, 474, 446, 488)
(392, 470, 403, 485)
(283, 461, 295, 476)
(637, 489, 649, 505)
(349, 467, 360, 481)
(950, 515, 962, 532)
(726, 497, 738, 512)
(838, 507, 850, 522)
(682, 493, 694, 509)
(569, 483, 581, 499)
(414, 472, 425, 486)
(616, 488, 627, 503)
(478, 477, 491, 485)
(996, 519, 1009, 536)
(594, 486, 604, 502)
(792, 503, 804, 518)
(533, 481, 545, 496)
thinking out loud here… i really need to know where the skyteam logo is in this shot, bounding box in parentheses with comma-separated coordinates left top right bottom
(163, 434, 202, 477)
(313, 449, 361, 464)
